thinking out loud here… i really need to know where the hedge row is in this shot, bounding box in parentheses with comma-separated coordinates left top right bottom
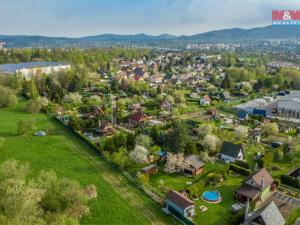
(234, 160, 250, 169)
(281, 175, 300, 189)
(229, 164, 252, 176)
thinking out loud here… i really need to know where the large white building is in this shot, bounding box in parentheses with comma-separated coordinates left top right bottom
(0, 42, 5, 49)
(275, 91, 300, 119)
(235, 91, 300, 123)
(0, 62, 71, 80)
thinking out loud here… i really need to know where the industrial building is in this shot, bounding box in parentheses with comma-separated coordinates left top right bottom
(234, 91, 300, 123)
(0, 62, 71, 80)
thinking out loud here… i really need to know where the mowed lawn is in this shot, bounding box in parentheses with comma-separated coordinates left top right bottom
(194, 176, 243, 225)
(0, 99, 176, 225)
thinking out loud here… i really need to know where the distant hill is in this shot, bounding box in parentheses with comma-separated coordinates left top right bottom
(178, 25, 300, 42)
(1, 25, 299, 48)
(82, 33, 176, 42)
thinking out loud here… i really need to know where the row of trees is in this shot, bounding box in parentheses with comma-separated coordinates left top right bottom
(0, 160, 96, 225)
(0, 47, 151, 72)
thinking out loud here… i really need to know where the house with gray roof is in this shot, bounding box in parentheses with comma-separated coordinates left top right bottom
(184, 155, 204, 176)
(243, 201, 285, 225)
(220, 141, 244, 163)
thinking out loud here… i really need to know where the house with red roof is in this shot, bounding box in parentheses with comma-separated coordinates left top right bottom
(128, 111, 148, 125)
(81, 106, 104, 119)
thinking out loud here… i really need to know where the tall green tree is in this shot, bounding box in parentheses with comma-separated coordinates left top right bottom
(167, 120, 189, 153)
(28, 79, 39, 99)
(221, 74, 231, 90)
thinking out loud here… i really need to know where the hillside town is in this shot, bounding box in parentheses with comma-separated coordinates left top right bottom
(1, 1, 300, 225)
(0, 46, 299, 225)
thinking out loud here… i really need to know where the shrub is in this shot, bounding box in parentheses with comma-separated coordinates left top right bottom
(258, 152, 274, 168)
(234, 160, 250, 169)
(261, 123, 279, 136)
(25, 99, 42, 113)
(137, 172, 149, 185)
(206, 173, 224, 186)
(228, 209, 244, 225)
(281, 175, 300, 189)
(186, 181, 205, 198)
(229, 164, 252, 176)
(0, 85, 17, 108)
(17, 119, 36, 136)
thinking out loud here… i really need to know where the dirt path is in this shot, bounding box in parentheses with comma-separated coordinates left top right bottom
(61, 126, 177, 225)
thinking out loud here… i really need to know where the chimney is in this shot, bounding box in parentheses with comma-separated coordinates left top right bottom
(261, 176, 265, 188)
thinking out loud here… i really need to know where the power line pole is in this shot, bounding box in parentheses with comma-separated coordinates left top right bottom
(111, 94, 117, 125)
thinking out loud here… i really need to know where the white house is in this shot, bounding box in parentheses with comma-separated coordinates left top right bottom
(220, 141, 244, 163)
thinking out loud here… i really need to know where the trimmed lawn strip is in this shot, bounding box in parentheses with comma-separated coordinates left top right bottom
(0, 99, 177, 225)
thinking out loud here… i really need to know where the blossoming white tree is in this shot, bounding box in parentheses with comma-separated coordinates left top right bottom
(129, 145, 149, 164)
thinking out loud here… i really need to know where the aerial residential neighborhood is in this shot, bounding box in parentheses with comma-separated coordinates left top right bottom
(0, 1, 300, 225)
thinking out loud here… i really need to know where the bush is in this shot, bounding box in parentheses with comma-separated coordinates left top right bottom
(228, 209, 244, 225)
(273, 179, 280, 187)
(281, 175, 300, 189)
(229, 164, 252, 176)
(137, 172, 149, 185)
(0, 85, 17, 108)
(186, 180, 205, 198)
(234, 160, 250, 169)
(206, 173, 224, 186)
(258, 152, 274, 168)
(25, 99, 42, 113)
(17, 119, 36, 136)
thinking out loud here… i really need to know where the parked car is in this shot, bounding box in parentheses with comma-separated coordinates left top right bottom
(271, 141, 283, 148)
(34, 131, 46, 136)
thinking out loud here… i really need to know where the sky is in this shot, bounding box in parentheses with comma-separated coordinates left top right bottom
(0, 0, 300, 37)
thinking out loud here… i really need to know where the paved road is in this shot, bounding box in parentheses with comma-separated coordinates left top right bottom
(273, 191, 300, 208)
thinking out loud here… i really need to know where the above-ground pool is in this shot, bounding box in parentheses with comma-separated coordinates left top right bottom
(201, 191, 222, 203)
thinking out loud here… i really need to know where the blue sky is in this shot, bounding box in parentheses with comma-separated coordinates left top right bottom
(1, 0, 300, 37)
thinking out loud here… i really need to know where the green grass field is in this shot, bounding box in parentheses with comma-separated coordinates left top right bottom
(0, 99, 177, 225)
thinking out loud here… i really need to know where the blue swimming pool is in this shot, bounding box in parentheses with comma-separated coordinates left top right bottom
(202, 191, 221, 203)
